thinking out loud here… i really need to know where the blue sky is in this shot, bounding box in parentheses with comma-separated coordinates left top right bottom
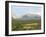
(11, 5, 41, 17)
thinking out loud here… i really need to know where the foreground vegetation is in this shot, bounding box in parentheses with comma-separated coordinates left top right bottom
(12, 18, 41, 31)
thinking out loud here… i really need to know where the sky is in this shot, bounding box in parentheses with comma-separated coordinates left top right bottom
(11, 5, 42, 17)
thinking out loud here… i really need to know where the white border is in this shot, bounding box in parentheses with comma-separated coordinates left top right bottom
(9, 3, 44, 35)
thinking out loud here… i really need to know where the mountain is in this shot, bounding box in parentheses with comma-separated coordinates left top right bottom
(21, 14, 41, 20)
(12, 13, 41, 20)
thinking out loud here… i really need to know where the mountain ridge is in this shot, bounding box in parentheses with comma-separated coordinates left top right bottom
(12, 13, 41, 20)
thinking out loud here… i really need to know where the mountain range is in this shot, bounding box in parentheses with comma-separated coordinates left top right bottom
(12, 13, 41, 20)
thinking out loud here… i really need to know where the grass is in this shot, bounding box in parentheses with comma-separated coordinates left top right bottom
(12, 18, 41, 31)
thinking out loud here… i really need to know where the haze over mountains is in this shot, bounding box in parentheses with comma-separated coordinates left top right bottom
(21, 14, 41, 20)
(12, 13, 41, 20)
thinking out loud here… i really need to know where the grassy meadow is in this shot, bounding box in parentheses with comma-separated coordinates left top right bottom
(12, 18, 41, 31)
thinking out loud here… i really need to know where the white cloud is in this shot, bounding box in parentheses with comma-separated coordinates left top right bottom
(29, 12, 41, 16)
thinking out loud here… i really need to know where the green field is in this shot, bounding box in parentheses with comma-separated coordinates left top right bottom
(12, 18, 41, 31)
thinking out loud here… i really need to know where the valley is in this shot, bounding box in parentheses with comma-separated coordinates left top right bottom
(12, 18, 41, 31)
